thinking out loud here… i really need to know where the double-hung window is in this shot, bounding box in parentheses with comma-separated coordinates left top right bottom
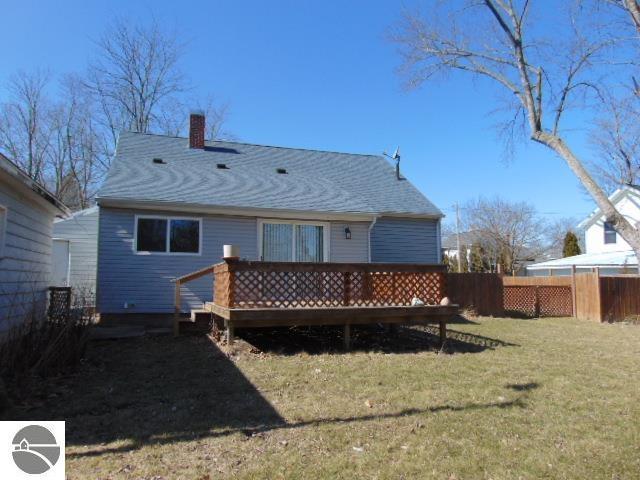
(135, 216, 201, 254)
(259, 220, 329, 262)
(603, 221, 617, 245)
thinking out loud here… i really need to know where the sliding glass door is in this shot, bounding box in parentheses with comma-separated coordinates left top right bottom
(261, 221, 327, 262)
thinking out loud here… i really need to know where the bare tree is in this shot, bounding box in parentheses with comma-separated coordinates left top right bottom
(391, 1, 640, 263)
(1, 18, 232, 210)
(0, 70, 52, 182)
(85, 18, 187, 156)
(590, 94, 640, 190)
(156, 95, 234, 140)
(461, 197, 547, 274)
(545, 217, 583, 258)
(47, 75, 103, 209)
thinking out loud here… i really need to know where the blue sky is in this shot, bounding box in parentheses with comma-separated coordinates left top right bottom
(2, 0, 598, 226)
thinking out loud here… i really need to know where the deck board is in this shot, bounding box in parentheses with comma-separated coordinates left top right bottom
(207, 302, 457, 327)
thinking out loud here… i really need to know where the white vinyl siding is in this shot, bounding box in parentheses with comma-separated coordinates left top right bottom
(53, 207, 99, 293)
(0, 179, 55, 331)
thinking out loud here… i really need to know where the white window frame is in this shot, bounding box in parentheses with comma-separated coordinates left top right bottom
(257, 218, 330, 262)
(0, 205, 6, 259)
(603, 221, 617, 245)
(133, 215, 202, 256)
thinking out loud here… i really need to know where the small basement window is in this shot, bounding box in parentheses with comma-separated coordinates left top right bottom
(216, 163, 229, 169)
(276, 168, 287, 174)
(135, 216, 201, 254)
(152, 158, 166, 164)
(604, 221, 617, 244)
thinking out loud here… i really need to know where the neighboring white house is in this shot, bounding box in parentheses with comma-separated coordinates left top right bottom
(0, 153, 69, 331)
(527, 185, 640, 275)
(52, 206, 98, 297)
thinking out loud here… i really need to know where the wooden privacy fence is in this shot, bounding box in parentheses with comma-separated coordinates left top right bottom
(213, 260, 448, 309)
(447, 273, 574, 319)
(447, 273, 504, 316)
(448, 271, 640, 322)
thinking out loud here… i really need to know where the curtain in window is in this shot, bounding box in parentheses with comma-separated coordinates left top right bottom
(262, 223, 293, 261)
(295, 225, 323, 262)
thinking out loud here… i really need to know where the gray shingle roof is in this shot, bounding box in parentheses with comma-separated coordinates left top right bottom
(97, 132, 442, 217)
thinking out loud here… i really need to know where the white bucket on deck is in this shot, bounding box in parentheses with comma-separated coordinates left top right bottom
(223, 244, 240, 259)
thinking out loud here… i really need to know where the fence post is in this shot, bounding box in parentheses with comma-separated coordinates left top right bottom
(534, 286, 540, 317)
(571, 265, 577, 318)
(595, 267, 603, 322)
(173, 280, 181, 337)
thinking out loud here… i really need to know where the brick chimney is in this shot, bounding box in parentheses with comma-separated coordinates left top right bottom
(189, 111, 205, 149)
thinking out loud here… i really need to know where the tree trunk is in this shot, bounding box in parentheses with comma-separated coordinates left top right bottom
(533, 131, 640, 255)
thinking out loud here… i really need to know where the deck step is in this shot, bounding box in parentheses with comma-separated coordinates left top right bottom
(189, 309, 212, 322)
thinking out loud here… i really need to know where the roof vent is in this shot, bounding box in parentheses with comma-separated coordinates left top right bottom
(216, 163, 229, 169)
(276, 168, 287, 174)
(152, 158, 166, 164)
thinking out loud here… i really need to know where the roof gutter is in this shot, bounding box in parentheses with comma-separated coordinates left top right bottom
(96, 197, 378, 222)
(0, 154, 70, 216)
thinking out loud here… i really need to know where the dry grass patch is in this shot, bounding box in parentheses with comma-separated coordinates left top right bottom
(8, 317, 640, 479)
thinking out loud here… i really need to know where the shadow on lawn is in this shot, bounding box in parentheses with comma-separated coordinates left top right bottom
(17, 335, 286, 453)
(16, 334, 527, 460)
(240, 322, 518, 355)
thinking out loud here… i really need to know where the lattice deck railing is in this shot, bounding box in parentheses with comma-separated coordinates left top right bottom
(213, 260, 448, 309)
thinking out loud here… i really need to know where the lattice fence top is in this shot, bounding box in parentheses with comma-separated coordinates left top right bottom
(213, 260, 447, 309)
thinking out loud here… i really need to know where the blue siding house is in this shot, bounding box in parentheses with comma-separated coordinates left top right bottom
(96, 113, 443, 316)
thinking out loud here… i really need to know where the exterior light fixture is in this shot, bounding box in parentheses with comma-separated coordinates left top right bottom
(344, 227, 351, 240)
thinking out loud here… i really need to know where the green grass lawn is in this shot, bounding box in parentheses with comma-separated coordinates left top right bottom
(11, 317, 640, 479)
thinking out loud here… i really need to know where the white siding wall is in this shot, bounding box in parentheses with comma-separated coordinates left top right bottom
(0, 177, 55, 331)
(585, 195, 640, 254)
(53, 207, 99, 294)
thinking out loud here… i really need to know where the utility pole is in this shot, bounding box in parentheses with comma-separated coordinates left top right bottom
(455, 203, 462, 273)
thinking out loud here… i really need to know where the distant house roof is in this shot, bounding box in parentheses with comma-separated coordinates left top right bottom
(54, 205, 98, 223)
(577, 185, 640, 230)
(526, 250, 637, 270)
(97, 132, 443, 219)
(0, 153, 69, 215)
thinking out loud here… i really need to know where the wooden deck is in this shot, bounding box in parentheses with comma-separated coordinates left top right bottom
(175, 259, 458, 349)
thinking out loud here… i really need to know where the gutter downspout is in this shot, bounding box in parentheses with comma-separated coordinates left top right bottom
(368, 215, 380, 263)
(436, 217, 443, 264)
